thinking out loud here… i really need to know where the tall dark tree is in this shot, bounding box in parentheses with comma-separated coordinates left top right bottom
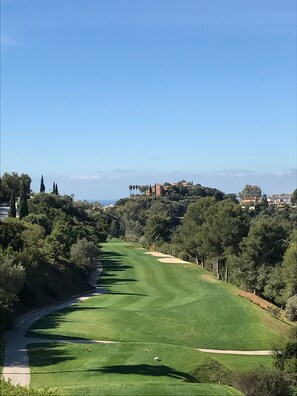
(55, 183, 59, 195)
(9, 190, 16, 218)
(40, 175, 45, 193)
(18, 180, 29, 219)
(52, 182, 56, 194)
(291, 188, 297, 206)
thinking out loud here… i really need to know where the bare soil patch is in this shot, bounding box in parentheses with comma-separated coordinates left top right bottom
(237, 290, 273, 310)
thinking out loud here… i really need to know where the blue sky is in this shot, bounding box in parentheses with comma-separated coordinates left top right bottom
(1, 0, 296, 200)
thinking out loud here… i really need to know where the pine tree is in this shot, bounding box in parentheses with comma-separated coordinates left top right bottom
(9, 190, 16, 217)
(40, 175, 45, 193)
(18, 180, 29, 219)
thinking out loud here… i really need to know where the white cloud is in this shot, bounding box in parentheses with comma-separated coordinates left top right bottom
(70, 173, 103, 181)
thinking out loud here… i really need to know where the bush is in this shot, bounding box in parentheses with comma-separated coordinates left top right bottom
(0, 378, 60, 395)
(267, 306, 281, 318)
(273, 326, 297, 386)
(192, 357, 232, 385)
(233, 366, 291, 396)
(286, 295, 297, 321)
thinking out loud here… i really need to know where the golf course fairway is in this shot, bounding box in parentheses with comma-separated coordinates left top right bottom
(28, 240, 288, 395)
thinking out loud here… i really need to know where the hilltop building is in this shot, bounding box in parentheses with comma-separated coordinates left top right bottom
(239, 192, 293, 210)
(146, 181, 194, 197)
(267, 193, 292, 208)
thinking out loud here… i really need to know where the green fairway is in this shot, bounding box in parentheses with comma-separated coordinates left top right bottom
(29, 342, 242, 395)
(29, 240, 288, 350)
(28, 240, 288, 394)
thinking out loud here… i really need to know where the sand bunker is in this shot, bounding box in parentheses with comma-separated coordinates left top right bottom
(158, 257, 188, 264)
(144, 252, 172, 257)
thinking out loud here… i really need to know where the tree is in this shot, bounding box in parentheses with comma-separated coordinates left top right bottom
(55, 183, 59, 195)
(0, 172, 31, 202)
(234, 217, 290, 294)
(18, 179, 29, 219)
(144, 215, 170, 250)
(139, 185, 149, 194)
(261, 194, 269, 208)
(274, 326, 297, 385)
(281, 230, 297, 301)
(40, 175, 45, 193)
(52, 182, 56, 194)
(239, 184, 262, 199)
(70, 238, 100, 271)
(128, 185, 132, 196)
(291, 188, 297, 206)
(285, 295, 297, 321)
(9, 190, 16, 218)
(0, 253, 25, 311)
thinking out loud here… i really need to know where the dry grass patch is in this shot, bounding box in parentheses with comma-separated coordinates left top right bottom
(237, 291, 273, 310)
(200, 274, 219, 283)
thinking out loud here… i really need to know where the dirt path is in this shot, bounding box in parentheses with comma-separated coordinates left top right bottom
(2, 264, 104, 387)
(197, 348, 273, 355)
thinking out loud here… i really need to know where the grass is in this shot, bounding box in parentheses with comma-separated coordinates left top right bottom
(28, 240, 288, 395)
(29, 240, 288, 350)
(29, 342, 241, 395)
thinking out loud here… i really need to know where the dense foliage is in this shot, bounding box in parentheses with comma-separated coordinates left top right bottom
(0, 173, 112, 332)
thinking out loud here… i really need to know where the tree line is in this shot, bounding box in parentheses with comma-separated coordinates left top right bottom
(106, 182, 297, 322)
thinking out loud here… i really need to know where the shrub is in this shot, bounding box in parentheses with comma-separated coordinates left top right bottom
(233, 366, 291, 396)
(286, 295, 297, 321)
(192, 357, 232, 385)
(0, 378, 60, 395)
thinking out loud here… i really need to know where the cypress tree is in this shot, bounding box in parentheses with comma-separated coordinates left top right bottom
(55, 183, 59, 195)
(40, 175, 45, 193)
(18, 180, 29, 219)
(9, 190, 16, 217)
(52, 182, 56, 193)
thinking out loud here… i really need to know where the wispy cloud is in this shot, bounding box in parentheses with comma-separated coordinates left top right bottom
(1, 35, 20, 46)
(70, 172, 103, 181)
(215, 169, 256, 177)
(113, 169, 134, 174)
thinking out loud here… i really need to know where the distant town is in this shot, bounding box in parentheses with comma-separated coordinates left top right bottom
(127, 180, 294, 210)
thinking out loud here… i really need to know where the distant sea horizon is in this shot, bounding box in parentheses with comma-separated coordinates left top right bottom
(86, 199, 117, 206)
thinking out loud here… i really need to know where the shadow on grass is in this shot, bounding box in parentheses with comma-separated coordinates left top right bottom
(30, 362, 199, 383)
(29, 343, 76, 367)
(95, 364, 199, 383)
(99, 250, 137, 288)
(27, 306, 106, 337)
(106, 292, 147, 297)
(29, 249, 138, 338)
